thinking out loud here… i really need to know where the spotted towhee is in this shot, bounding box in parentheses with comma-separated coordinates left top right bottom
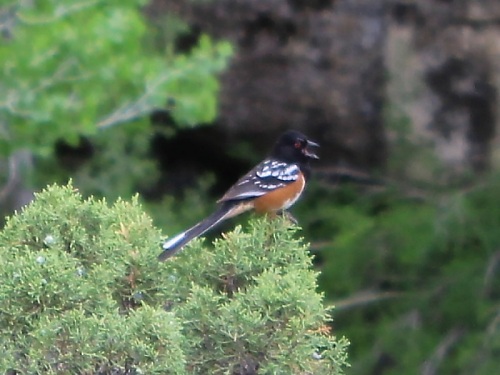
(158, 130, 319, 261)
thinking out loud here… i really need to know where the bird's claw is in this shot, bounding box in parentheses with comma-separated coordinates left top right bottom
(278, 210, 299, 225)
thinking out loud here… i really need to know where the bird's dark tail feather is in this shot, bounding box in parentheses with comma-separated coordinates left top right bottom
(158, 202, 237, 261)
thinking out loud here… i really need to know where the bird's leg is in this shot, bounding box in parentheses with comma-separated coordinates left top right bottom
(277, 210, 298, 225)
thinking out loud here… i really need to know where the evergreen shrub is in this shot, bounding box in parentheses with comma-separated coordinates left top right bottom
(0, 183, 348, 374)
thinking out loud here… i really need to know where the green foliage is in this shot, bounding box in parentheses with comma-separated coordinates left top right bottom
(0, 183, 349, 374)
(167, 222, 349, 374)
(0, 183, 185, 373)
(0, 0, 233, 208)
(304, 178, 500, 375)
(0, 0, 233, 157)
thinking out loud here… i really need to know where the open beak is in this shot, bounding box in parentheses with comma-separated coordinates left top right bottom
(304, 139, 320, 159)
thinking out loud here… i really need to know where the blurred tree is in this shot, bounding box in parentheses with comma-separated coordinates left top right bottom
(295, 177, 500, 375)
(0, 0, 232, 212)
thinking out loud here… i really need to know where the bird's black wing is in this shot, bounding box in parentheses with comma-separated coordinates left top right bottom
(218, 159, 300, 202)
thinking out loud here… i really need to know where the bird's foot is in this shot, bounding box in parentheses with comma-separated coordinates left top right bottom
(278, 210, 298, 225)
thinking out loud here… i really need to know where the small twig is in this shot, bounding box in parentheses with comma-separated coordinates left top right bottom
(461, 309, 500, 373)
(308, 240, 334, 252)
(0, 58, 90, 120)
(420, 328, 464, 375)
(31, 57, 89, 91)
(482, 250, 500, 297)
(96, 73, 172, 129)
(330, 290, 403, 311)
(96, 62, 200, 130)
(0, 154, 19, 203)
(0, 5, 17, 39)
(486, 310, 500, 337)
(17, 0, 101, 25)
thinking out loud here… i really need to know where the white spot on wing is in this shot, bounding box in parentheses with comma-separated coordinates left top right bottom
(230, 190, 267, 199)
(237, 178, 249, 185)
(163, 232, 186, 250)
(275, 164, 299, 181)
(257, 169, 272, 178)
(256, 160, 298, 180)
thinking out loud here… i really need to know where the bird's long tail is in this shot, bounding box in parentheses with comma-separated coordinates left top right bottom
(158, 201, 243, 261)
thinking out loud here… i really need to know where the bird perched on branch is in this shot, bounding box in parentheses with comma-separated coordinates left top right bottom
(158, 130, 319, 261)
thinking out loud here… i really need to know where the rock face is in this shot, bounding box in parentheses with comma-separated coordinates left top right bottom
(155, 0, 499, 180)
(158, 0, 388, 170)
(386, 0, 499, 180)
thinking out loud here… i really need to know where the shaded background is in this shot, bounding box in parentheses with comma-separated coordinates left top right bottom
(2, 0, 500, 374)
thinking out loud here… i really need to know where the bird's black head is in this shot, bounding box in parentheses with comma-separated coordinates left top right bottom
(270, 130, 319, 164)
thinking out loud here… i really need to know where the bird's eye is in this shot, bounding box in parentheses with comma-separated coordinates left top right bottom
(294, 140, 303, 149)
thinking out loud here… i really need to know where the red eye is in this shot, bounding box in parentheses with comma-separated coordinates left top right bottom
(294, 140, 302, 149)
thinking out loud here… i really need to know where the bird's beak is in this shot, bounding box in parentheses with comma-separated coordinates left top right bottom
(304, 140, 320, 159)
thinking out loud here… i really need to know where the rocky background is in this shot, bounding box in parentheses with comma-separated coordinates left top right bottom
(154, 0, 499, 183)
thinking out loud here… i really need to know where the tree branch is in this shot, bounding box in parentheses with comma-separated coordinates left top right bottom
(421, 328, 464, 375)
(0, 154, 19, 203)
(482, 250, 500, 297)
(330, 289, 403, 311)
(17, 0, 101, 25)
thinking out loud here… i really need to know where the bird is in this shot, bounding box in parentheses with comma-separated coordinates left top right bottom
(158, 130, 319, 261)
